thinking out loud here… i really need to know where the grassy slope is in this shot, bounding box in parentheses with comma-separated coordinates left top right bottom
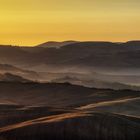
(0, 82, 140, 140)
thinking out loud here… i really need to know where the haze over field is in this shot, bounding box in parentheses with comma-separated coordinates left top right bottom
(0, 41, 140, 87)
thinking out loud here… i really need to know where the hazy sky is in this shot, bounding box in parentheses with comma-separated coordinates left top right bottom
(0, 0, 140, 46)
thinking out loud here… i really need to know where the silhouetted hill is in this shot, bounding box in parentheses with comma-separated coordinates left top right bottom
(0, 73, 31, 82)
(52, 76, 140, 90)
(0, 64, 27, 72)
(36, 40, 78, 48)
(123, 40, 140, 50)
(0, 64, 39, 81)
(0, 45, 29, 65)
(0, 82, 139, 111)
(0, 41, 140, 70)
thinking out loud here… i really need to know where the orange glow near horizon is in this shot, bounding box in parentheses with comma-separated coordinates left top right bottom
(0, 0, 140, 46)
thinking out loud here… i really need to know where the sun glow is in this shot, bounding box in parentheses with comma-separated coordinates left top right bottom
(0, 0, 140, 46)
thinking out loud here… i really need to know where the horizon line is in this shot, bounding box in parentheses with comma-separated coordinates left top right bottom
(0, 40, 140, 47)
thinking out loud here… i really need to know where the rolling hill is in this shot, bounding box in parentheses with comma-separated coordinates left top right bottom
(0, 82, 140, 140)
(0, 73, 31, 82)
(52, 76, 140, 90)
(0, 64, 39, 81)
(0, 41, 140, 71)
(0, 41, 139, 89)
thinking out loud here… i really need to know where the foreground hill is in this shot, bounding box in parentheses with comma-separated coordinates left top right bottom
(1, 112, 140, 140)
(0, 82, 140, 140)
(0, 82, 140, 109)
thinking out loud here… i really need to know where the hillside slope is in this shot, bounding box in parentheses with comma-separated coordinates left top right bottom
(0, 82, 140, 140)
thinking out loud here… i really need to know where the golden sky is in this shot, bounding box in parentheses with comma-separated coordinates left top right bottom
(0, 0, 140, 46)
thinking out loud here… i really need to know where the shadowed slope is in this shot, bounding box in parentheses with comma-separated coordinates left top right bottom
(0, 112, 140, 140)
(0, 82, 140, 140)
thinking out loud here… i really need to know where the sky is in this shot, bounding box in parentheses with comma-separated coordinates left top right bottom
(0, 0, 140, 46)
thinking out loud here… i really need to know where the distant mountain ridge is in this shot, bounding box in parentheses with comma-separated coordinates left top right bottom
(36, 41, 79, 48)
(0, 40, 140, 70)
(0, 40, 139, 89)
